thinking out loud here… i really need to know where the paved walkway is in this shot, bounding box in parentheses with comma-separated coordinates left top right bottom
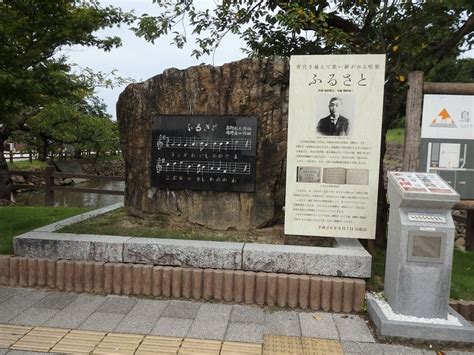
(0, 286, 472, 354)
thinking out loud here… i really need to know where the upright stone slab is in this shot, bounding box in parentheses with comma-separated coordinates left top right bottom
(117, 57, 289, 230)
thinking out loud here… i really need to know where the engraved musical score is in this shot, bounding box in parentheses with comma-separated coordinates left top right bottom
(151, 115, 257, 192)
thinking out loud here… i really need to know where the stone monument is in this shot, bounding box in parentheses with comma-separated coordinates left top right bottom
(367, 171, 474, 343)
(117, 57, 289, 230)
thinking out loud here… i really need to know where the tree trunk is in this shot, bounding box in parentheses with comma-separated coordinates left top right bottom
(38, 137, 49, 161)
(375, 81, 405, 248)
(0, 132, 12, 201)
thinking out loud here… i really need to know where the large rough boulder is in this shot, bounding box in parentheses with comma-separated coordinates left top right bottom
(117, 57, 289, 230)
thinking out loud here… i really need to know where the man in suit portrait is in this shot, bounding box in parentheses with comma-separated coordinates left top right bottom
(316, 97, 349, 136)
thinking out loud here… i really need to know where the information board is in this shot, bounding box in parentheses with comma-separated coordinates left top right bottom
(284, 54, 386, 239)
(151, 115, 257, 192)
(419, 94, 474, 199)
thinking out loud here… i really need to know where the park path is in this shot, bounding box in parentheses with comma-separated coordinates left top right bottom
(1, 286, 470, 354)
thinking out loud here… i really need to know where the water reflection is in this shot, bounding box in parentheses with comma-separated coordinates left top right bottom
(13, 180, 124, 208)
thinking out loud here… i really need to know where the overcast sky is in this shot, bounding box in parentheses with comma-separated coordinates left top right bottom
(62, 0, 247, 120)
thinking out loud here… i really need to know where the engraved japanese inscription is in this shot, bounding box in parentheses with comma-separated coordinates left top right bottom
(151, 115, 257, 192)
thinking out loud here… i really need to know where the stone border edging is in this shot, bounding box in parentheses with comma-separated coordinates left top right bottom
(13, 203, 371, 278)
(0, 255, 365, 312)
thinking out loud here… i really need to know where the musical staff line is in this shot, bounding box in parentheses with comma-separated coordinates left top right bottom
(156, 159, 251, 175)
(156, 135, 251, 152)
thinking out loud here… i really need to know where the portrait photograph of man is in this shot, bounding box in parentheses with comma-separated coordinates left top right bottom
(316, 96, 354, 136)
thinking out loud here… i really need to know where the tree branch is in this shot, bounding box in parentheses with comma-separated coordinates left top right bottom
(430, 13, 474, 61)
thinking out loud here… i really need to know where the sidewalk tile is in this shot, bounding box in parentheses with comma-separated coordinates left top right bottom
(333, 314, 375, 342)
(114, 299, 169, 334)
(186, 303, 232, 340)
(0, 349, 6, 354)
(302, 338, 343, 354)
(299, 312, 339, 339)
(45, 294, 105, 328)
(33, 293, 78, 310)
(0, 287, 16, 304)
(10, 327, 68, 353)
(51, 329, 106, 354)
(161, 300, 201, 319)
(5, 351, 50, 354)
(263, 335, 303, 354)
(0, 324, 31, 348)
(358, 342, 426, 354)
(150, 317, 193, 337)
(0, 289, 47, 323)
(79, 312, 125, 332)
(341, 341, 362, 353)
(96, 296, 137, 314)
(225, 322, 264, 343)
(9, 307, 59, 326)
(221, 341, 262, 355)
(93, 333, 143, 354)
(136, 335, 182, 354)
(230, 305, 265, 324)
(180, 338, 222, 354)
(264, 311, 301, 337)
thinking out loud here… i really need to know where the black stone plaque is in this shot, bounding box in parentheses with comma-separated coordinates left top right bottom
(151, 115, 257, 192)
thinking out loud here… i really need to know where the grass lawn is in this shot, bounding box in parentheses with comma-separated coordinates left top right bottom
(58, 208, 333, 247)
(386, 128, 405, 144)
(368, 247, 474, 301)
(0, 206, 90, 255)
(7, 160, 47, 171)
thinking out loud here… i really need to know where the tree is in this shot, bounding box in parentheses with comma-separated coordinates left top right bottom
(134, 1, 473, 245)
(26, 92, 119, 161)
(427, 58, 474, 83)
(0, 0, 134, 199)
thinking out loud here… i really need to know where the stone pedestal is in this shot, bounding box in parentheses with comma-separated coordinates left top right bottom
(368, 172, 474, 343)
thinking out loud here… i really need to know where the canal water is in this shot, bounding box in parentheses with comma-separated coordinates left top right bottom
(13, 180, 124, 208)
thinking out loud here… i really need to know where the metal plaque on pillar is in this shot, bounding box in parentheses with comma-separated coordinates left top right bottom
(150, 115, 257, 192)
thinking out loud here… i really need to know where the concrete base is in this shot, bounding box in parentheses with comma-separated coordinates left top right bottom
(367, 298, 474, 343)
(13, 203, 372, 278)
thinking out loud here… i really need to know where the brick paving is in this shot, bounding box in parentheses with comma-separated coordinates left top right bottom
(0, 286, 471, 354)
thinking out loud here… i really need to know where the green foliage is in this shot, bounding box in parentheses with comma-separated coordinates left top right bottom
(0, 206, 90, 254)
(25, 94, 119, 160)
(450, 249, 474, 300)
(386, 128, 405, 144)
(7, 160, 47, 171)
(427, 58, 474, 83)
(134, 1, 473, 130)
(0, 0, 134, 199)
(0, 0, 134, 130)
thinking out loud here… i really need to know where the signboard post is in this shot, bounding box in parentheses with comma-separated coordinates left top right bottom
(419, 94, 474, 199)
(284, 54, 386, 239)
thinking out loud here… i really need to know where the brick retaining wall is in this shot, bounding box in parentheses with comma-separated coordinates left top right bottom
(0, 255, 365, 312)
